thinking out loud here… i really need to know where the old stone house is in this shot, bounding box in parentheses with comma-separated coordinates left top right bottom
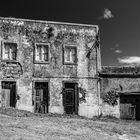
(0, 17, 101, 118)
(1, 17, 138, 120)
(100, 66, 140, 120)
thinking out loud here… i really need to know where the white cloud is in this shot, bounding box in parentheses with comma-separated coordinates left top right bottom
(110, 44, 119, 50)
(109, 44, 122, 54)
(115, 49, 122, 54)
(102, 8, 114, 19)
(118, 56, 140, 65)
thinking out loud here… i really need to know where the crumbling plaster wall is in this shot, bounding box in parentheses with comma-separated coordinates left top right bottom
(0, 20, 33, 111)
(101, 78, 140, 118)
(78, 78, 100, 118)
(31, 22, 99, 79)
(48, 78, 100, 118)
(0, 18, 100, 118)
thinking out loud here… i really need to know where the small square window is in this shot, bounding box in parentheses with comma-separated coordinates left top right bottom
(34, 43, 49, 63)
(64, 46, 77, 64)
(2, 42, 17, 60)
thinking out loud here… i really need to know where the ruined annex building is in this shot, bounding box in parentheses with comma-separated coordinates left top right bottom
(0, 17, 101, 118)
(100, 66, 140, 120)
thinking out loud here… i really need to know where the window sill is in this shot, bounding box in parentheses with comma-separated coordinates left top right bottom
(34, 61, 49, 64)
(1, 59, 18, 63)
(63, 62, 77, 65)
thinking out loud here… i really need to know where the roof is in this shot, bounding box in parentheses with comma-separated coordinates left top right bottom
(99, 66, 140, 78)
(101, 66, 140, 74)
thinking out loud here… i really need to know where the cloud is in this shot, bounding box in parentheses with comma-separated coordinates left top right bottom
(109, 44, 122, 53)
(118, 56, 140, 65)
(100, 8, 114, 19)
(115, 44, 119, 48)
(115, 49, 122, 54)
(110, 44, 119, 50)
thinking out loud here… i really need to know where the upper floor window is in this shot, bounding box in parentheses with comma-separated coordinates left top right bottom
(35, 43, 49, 63)
(64, 45, 77, 64)
(2, 42, 17, 60)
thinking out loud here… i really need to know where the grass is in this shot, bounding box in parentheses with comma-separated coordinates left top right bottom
(0, 107, 140, 140)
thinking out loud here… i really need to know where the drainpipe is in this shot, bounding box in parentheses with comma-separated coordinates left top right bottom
(96, 29, 101, 117)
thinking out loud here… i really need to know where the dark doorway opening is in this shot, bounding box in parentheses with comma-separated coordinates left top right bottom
(120, 94, 140, 120)
(34, 82, 49, 113)
(1, 81, 16, 107)
(63, 82, 78, 115)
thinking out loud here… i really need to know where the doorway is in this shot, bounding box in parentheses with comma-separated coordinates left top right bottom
(1, 81, 16, 107)
(34, 82, 49, 113)
(63, 82, 78, 114)
(120, 94, 140, 120)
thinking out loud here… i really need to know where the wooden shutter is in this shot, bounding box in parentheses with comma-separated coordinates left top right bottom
(43, 45, 49, 61)
(35, 89, 43, 113)
(36, 45, 41, 61)
(71, 48, 76, 63)
(120, 104, 136, 119)
(1, 89, 10, 107)
(11, 44, 17, 60)
(4, 43, 10, 59)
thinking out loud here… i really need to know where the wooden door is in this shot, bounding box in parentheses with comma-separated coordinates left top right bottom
(1, 89, 10, 107)
(63, 83, 78, 114)
(65, 89, 75, 114)
(136, 103, 140, 120)
(10, 83, 16, 107)
(34, 82, 48, 113)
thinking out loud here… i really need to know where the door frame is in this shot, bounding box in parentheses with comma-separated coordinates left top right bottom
(62, 81, 79, 115)
(1, 80, 17, 108)
(32, 80, 49, 113)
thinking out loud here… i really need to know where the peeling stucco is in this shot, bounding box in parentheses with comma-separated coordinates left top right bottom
(0, 17, 100, 118)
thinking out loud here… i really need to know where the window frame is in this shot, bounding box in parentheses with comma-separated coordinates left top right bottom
(63, 45, 77, 65)
(34, 43, 50, 64)
(1, 42, 17, 62)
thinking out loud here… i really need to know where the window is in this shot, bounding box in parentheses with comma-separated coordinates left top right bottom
(64, 46, 77, 64)
(35, 43, 49, 63)
(2, 43, 17, 60)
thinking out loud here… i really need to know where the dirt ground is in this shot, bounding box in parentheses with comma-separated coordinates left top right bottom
(0, 108, 140, 140)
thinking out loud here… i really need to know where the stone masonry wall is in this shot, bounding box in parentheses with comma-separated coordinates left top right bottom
(0, 17, 100, 118)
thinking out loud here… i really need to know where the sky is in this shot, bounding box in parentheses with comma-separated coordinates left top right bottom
(0, 0, 140, 66)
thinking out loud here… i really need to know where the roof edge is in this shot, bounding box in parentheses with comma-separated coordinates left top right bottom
(99, 73, 140, 78)
(102, 65, 137, 68)
(0, 17, 99, 31)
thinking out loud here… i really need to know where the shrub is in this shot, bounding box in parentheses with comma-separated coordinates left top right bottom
(101, 89, 119, 106)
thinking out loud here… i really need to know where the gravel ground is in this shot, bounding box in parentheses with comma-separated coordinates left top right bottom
(0, 108, 140, 140)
